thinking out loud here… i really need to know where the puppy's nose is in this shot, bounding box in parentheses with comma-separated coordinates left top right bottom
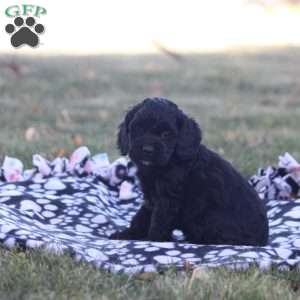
(142, 145, 154, 153)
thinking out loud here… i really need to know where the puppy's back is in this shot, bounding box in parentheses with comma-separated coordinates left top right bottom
(185, 145, 269, 246)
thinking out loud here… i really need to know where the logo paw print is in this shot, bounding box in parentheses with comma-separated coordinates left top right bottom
(5, 16, 44, 48)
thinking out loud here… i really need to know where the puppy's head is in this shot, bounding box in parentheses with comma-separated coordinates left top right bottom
(117, 98, 202, 168)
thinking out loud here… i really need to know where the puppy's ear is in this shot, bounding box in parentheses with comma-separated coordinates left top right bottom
(175, 111, 202, 161)
(117, 102, 144, 155)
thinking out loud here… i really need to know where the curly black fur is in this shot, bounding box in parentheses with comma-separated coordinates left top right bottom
(110, 98, 269, 245)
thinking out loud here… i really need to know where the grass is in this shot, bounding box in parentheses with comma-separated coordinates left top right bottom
(1, 249, 300, 300)
(1, 48, 300, 298)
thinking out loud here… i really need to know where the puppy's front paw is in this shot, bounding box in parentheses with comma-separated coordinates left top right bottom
(109, 229, 134, 240)
(147, 231, 172, 242)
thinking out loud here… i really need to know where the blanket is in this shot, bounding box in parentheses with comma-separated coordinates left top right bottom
(0, 147, 300, 274)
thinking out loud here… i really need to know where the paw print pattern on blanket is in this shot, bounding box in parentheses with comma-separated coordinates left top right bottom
(0, 147, 300, 273)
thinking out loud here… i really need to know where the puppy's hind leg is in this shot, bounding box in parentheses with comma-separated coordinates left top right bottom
(182, 212, 225, 245)
(183, 215, 257, 246)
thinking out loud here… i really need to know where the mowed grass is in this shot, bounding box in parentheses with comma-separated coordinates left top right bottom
(1, 48, 300, 299)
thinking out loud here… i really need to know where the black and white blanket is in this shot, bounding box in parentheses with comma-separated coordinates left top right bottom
(0, 147, 300, 274)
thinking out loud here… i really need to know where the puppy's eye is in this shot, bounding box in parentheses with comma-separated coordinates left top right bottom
(161, 131, 171, 139)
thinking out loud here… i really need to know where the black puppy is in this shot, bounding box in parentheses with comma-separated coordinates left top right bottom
(110, 98, 269, 245)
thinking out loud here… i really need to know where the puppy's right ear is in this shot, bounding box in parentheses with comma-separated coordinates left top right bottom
(175, 110, 202, 161)
(117, 102, 144, 155)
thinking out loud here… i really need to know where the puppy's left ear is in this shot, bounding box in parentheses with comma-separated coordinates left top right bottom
(117, 102, 144, 155)
(175, 112, 202, 161)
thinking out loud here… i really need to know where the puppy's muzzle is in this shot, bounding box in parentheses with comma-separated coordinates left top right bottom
(130, 137, 165, 166)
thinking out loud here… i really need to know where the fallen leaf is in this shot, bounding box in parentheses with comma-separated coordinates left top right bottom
(183, 260, 194, 272)
(61, 109, 72, 123)
(134, 272, 158, 281)
(52, 148, 66, 157)
(72, 134, 83, 146)
(224, 130, 240, 141)
(25, 127, 39, 142)
(187, 267, 210, 290)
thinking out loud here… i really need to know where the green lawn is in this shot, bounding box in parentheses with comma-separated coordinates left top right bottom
(1, 48, 300, 299)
